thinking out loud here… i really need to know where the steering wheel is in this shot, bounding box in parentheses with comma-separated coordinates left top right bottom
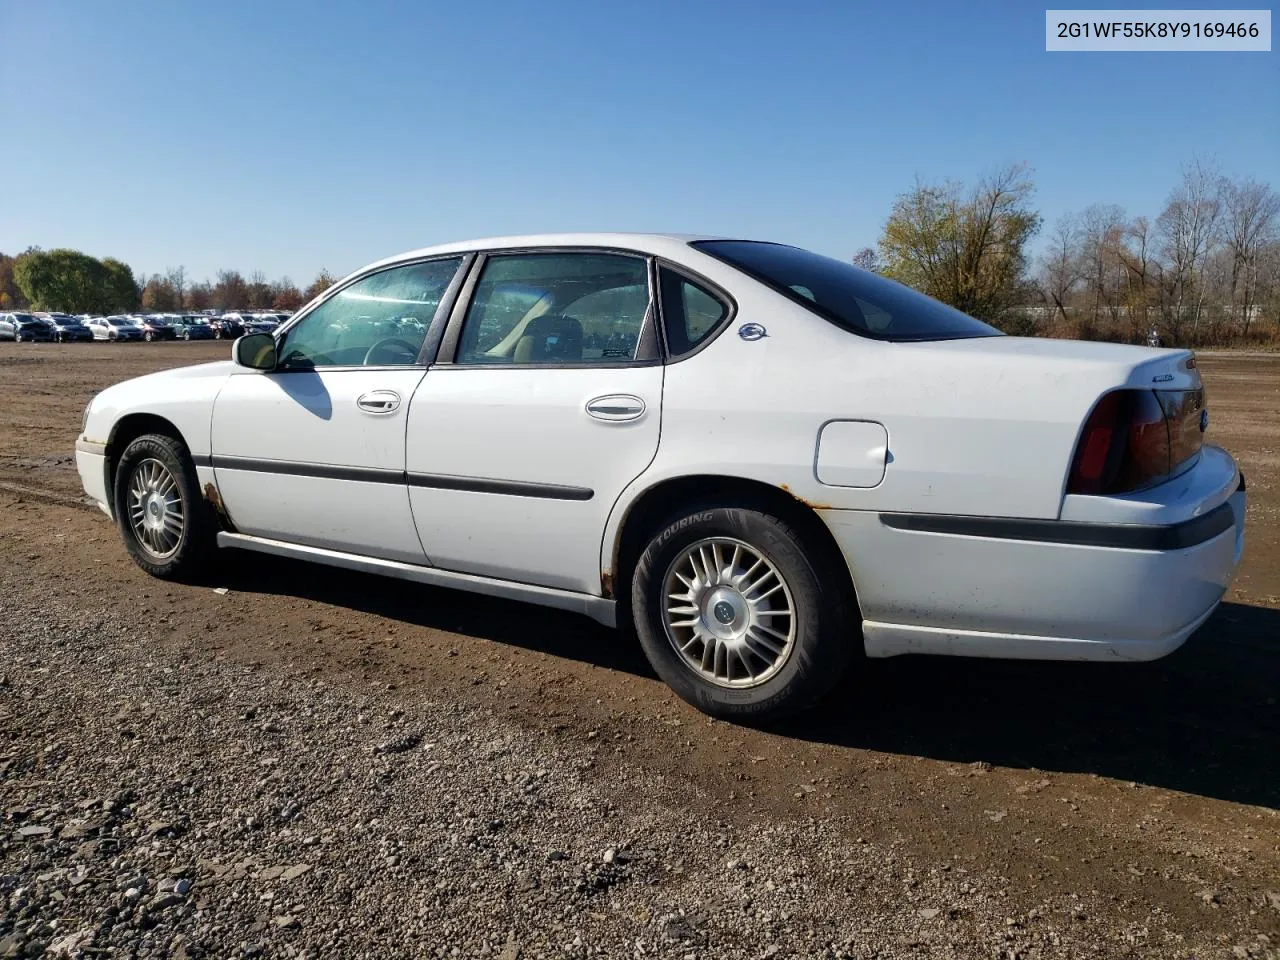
(363, 338, 419, 366)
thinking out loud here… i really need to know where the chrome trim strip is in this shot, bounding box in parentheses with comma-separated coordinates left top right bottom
(216, 532, 616, 626)
(75, 438, 107, 456)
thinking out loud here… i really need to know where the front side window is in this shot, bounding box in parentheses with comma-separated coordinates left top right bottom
(455, 253, 650, 365)
(658, 268, 729, 356)
(277, 258, 463, 368)
(692, 240, 1000, 342)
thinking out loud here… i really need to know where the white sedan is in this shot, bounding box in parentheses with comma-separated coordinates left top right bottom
(89, 316, 145, 342)
(75, 234, 1246, 717)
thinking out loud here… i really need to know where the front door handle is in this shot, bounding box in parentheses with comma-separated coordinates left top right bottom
(586, 394, 646, 422)
(356, 390, 401, 414)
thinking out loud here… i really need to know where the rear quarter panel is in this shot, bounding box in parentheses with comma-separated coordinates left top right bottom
(602, 250, 1182, 573)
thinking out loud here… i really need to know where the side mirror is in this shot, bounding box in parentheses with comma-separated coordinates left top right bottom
(233, 332, 276, 370)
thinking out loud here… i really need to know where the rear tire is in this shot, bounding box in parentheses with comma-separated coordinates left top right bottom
(631, 504, 857, 720)
(113, 434, 215, 580)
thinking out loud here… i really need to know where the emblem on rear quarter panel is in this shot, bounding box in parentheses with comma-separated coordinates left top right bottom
(738, 322, 768, 341)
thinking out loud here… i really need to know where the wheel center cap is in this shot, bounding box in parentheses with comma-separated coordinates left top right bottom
(713, 600, 736, 624)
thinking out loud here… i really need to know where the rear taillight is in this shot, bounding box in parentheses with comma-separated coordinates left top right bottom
(1067, 388, 1205, 495)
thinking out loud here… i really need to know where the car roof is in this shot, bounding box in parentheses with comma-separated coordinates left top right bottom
(360, 233, 721, 276)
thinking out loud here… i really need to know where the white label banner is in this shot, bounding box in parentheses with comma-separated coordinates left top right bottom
(1046, 9, 1271, 50)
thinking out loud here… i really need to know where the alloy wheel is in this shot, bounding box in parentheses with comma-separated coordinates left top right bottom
(127, 458, 185, 559)
(661, 537, 797, 688)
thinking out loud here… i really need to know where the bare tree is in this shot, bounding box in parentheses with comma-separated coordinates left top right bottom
(1079, 204, 1127, 328)
(1117, 216, 1158, 341)
(1039, 213, 1080, 323)
(1156, 158, 1224, 338)
(851, 247, 882, 273)
(1220, 178, 1280, 335)
(164, 266, 187, 313)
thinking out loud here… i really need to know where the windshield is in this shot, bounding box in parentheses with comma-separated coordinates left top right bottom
(691, 240, 1000, 342)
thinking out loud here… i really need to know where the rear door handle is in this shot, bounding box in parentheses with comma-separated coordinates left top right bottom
(356, 390, 401, 414)
(586, 394, 646, 422)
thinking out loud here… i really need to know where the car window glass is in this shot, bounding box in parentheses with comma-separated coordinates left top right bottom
(455, 253, 650, 365)
(277, 258, 463, 369)
(658, 267, 728, 357)
(691, 240, 1000, 341)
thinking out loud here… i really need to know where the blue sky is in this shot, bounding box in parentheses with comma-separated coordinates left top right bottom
(1, 0, 1275, 284)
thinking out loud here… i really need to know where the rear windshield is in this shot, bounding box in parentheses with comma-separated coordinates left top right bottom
(691, 240, 1000, 342)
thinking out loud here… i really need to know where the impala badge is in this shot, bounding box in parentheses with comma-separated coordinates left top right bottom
(738, 322, 768, 341)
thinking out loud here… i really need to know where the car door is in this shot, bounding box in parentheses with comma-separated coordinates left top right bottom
(209, 256, 467, 564)
(405, 250, 663, 595)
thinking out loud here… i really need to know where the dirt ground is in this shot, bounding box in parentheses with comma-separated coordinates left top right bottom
(1, 342, 1277, 956)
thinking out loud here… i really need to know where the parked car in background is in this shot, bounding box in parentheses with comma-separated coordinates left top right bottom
(0, 312, 55, 342)
(45, 313, 94, 342)
(138, 316, 177, 342)
(74, 233, 1246, 720)
(208, 315, 245, 339)
(171, 315, 216, 340)
(88, 316, 144, 341)
(243, 315, 281, 335)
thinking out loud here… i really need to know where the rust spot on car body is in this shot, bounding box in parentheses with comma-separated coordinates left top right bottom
(778, 482, 833, 511)
(600, 570, 614, 599)
(800, 499, 835, 510)
(203, 483, 227, 517)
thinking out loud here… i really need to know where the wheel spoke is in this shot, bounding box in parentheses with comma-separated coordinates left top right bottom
(745, 626, 786, 657)
(734, 558, 763, 588)
(701, 637, 717, 672)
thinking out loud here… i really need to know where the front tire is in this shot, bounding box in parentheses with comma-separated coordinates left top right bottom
(631, 504, 857, 719)
(13, 332, 23, 343)
(113, 434, 215, 579)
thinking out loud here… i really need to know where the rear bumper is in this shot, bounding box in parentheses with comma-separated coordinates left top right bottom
(825, 453, 1245, 662)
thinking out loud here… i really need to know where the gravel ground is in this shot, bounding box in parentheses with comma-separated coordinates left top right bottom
(2, 586, 1277, 960)
(1, 345, 1278, 958)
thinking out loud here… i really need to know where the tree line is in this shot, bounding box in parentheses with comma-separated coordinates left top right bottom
(0, 249, 338, 316)
(858, 159, 1280, 346)
(5, 159, 1276, 347)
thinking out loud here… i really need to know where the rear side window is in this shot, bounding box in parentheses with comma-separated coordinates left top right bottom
(456, 253, 650, 365)
(691, 240, 1000, 342)
(658, 268, 728, 357)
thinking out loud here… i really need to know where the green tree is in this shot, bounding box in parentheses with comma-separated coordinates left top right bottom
(14, 248, 115, 312)
(102, 258, 141, 312)
(878, 164, 1041, 328)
